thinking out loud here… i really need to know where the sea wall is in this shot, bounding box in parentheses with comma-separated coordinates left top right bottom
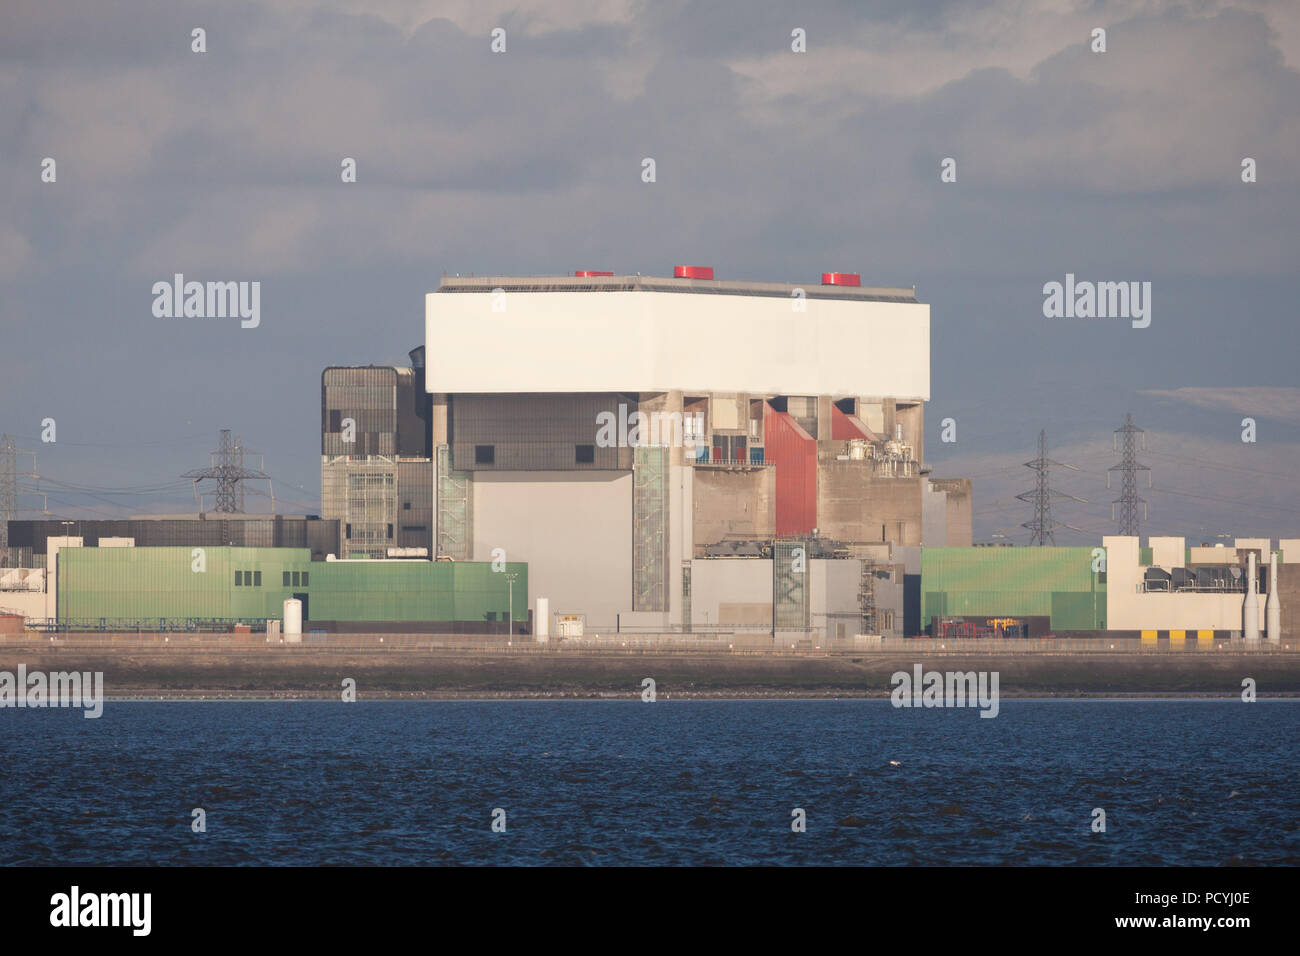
(1, 638, 1297, 698)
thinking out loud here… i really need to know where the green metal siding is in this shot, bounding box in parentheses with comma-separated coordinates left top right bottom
(61, 547, 312, 621)
(921, 547, 1105, 631)
(60, 547, 526, 625)
(310, 560, 526, 623)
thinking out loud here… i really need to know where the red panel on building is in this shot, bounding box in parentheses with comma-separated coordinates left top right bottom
(574, 270, 614, 277)
(673, 265, 715, 280)
(821, 272, 861, 286)
(831, 406, 877, 440)
(765, 410, 817, 535)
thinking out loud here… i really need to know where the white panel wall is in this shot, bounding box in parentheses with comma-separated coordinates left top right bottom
(1149, 536, 1184, 568)
(1105, 535, 1263, 631)
(471, 472, 632, 630)
(427, 291, 930, 399)
(690, 558, 772, 629)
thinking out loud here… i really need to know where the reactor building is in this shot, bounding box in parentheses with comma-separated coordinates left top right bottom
(409, 266, 969, 637)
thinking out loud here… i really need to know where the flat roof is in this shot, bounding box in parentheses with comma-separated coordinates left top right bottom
(128, 513, 323, 521)
(435, 274, 919, 303)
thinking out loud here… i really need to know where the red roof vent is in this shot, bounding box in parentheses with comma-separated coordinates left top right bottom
(574, 270, 614, 277)
(821, 272, 861, 286)
(673, 265, 715, 280)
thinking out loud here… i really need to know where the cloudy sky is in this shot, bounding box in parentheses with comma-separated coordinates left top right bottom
(3, 0, 1298, 542)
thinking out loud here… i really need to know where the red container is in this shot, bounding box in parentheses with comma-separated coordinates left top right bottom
(574, 270, 614, 277)
(821, 272, 861, 286)
(765, 410, 817, 535)
(674, 265, 715, 280)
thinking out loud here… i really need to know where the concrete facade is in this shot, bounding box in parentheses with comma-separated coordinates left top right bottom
(817, 462, 922, 545)
(692, 467, 775, 553)
(922, 477, 973, 547)
(427, 279, 929, 399)
(471, 471, 633, 630)
(690, 558, 772, 630)
(1104, 535, 1274, 634)
(424, 270, 947, 633)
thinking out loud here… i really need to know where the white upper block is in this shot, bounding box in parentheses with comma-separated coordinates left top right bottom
(425, 290, 930, 398)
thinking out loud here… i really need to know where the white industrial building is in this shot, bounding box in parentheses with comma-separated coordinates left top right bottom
(1105, 535, 1297, 639)
(424, 267, 954, 638)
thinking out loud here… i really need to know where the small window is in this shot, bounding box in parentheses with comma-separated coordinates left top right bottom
(301, 571, 309, 587)
(345, 523, 352, 537)
(575, 444, 595, 464)
(401, 525, 427, 533)
(283, 571, 291, 586)
(235, 570, 243, 586)
(253, 571, 262, 587)
(475, 444, 495, 465)
(387, 523, 394, 539)
(292, 571, 300, 587)
(402, 502, 411, 510)
(329, 409, 342, 431)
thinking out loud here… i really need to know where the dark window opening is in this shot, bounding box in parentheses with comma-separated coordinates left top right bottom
(402, 502, 411, 510)
(253, 570, 262, 587)
(283, 571, 291, 586)
(292, 571, 300, 586)
(475, 444, 495, 465)
(301, 571, 309, 587)
(387, 523, 394, 539)
(834, 397, 855, 414)
(401, 525, 427, 533)
(575, 444, 595, 464)
(235, 570, 243, 586)
(329, 409, 342, 431)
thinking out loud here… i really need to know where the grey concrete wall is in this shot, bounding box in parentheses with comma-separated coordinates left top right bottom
(691, 558, 772, 630)
(921, 478, 972, 548)
(809, 558, 905, 639)
(472, 471, 632, 630)
(817, 462, 922, 545)
(922, 482, 949, 546)
(692, 467, 775, 551)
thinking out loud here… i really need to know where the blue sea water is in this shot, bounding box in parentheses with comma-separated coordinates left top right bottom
(1, 700, 1297, 866)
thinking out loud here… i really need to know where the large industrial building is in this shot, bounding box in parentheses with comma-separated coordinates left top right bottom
(923, 536, 1299, 640)
(8, 263, 1294, 645)
(56, 546, 525, 632)
(321, 350, 434, 559)
(422, 267, 965, 637)
(0, 524, 524, 633)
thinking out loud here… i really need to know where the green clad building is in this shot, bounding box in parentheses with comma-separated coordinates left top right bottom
(57, 547, 527, 631)
(921, 546, 1106, 634)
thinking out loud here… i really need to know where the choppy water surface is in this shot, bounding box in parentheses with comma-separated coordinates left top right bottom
(2, 700, 1297, 865)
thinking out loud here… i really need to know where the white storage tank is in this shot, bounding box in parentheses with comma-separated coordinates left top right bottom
(535, 597, 549, 643)
(283, 599, 303, 644)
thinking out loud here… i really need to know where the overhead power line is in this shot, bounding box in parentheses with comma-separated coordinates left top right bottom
(1016, 428, 1088, 545)
(1108, 412, 1152, 536)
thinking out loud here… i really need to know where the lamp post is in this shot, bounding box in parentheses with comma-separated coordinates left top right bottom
(59, 521, 73, 633)
(504, 572, 518, 638)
